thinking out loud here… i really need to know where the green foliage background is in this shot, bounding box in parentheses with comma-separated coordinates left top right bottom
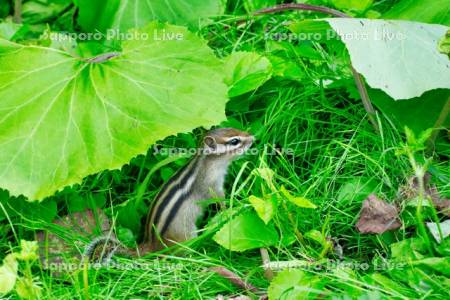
(0, 0, 449, 299)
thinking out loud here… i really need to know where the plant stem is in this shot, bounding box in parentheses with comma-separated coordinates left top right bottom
(351, 67, 380, 132)
(253, 3, 350, 18)
(13, 0, 22, 23)
(406, 150, 434, 256)
(86, 52, 121, 63)
(253, 4, 380, 133)
(260, 248, 274, 280)
(83, 260, 90, 300)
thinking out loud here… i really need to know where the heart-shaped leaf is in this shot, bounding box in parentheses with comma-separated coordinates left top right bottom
(76, 0, 225, 32)
(213, 211, 279, 251)
(325, 18, 450, 99)
(248, 195, 275, 224)
(0, 22, 228, 200)
(383, 0, 450, 26)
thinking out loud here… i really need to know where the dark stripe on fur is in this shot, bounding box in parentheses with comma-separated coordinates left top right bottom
(144, 158, 193, 240)
(150, 156, 198, 241)
(159, 189, 194, 236)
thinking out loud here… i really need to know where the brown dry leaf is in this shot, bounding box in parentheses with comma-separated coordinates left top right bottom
(36, 208, 111, 273)
(356, 194, 401, 234)
(399, 173, 450, 217)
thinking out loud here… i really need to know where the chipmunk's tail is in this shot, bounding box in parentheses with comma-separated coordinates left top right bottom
(83, 236, 154, 264)
(83, 236, 123, 264)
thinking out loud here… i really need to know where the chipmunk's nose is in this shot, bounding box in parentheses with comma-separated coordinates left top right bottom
(247, 135, 255, 144)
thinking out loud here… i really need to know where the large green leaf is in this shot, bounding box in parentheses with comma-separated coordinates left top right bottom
(325, 18, 450, 100)
(22, 0, 72, 24)
(75, 0, 225, 32)
(0, 22, 228, 200)
(0, 20, 22, 40)
(213, 211, 279, 251)
(223, 51, 272, 97)
(370, 88, 450, 134)
(383, 0, 450, 26)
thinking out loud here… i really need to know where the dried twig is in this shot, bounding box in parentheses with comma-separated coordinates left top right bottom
(254, 3, 349, 18)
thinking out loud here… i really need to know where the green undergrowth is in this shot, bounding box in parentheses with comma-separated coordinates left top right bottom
(1, 2, 449, 299)
(2, 78, 449, 299)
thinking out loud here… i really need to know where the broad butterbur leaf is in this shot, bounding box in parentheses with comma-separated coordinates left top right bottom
(213, 211, 279, 251)
(22, 0, 72, 24)
(76, 0, 225, 32)
(0, 22, 228, 200)
(383, 0, 450, 26)
(370, 88, 450, 135)
(325, 18, 450, 99)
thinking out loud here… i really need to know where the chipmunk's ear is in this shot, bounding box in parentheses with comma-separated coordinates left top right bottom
(204, 136, 217, 149)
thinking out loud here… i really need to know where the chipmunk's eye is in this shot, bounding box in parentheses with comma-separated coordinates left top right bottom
(228, 138, 241, 146)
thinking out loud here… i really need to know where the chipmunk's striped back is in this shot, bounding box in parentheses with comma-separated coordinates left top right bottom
(144, 155, 202, 246)
(84, 128, 253, 259)
(143, 128, 253, 250)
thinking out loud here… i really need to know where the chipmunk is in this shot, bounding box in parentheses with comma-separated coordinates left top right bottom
(84, 128, 254, 262)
